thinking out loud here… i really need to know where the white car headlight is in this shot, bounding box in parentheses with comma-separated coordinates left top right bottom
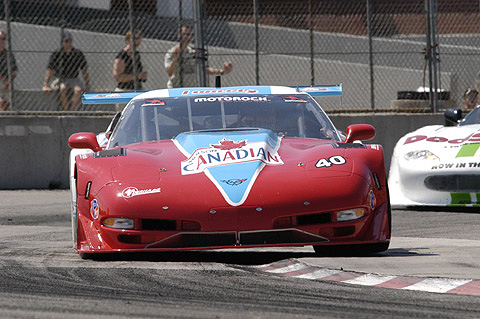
(103, 218, 134, 229)
(337, 208, 365, 222)
(404, 150, 439, 161)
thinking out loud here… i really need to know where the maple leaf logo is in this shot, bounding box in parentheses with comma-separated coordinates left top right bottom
(211, 138, 247, 150)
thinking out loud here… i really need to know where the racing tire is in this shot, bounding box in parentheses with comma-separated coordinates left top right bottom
(79, 252, 100, 260)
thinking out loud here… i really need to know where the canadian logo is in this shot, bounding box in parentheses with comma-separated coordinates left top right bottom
(181, 138, 283, 175)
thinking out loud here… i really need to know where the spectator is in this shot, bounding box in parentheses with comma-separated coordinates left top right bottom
(0, 29, 17, 111)
(113, 29, 147, 112)
(461, 88, 478, 113)
(42, 31, 90, 111)
(165, 24, 233, 88)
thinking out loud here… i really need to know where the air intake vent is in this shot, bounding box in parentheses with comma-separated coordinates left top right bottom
(424, 175, 480, 192)
(297, 212, 331, 226)
(141, 219, 177, 230)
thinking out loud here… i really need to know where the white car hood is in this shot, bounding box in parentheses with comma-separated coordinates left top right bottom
(397, 124, 480, 161)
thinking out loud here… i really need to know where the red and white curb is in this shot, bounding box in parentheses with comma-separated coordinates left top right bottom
(252, 259, 480, 296)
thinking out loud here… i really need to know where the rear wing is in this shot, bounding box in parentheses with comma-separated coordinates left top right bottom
(82, 85, 343, 105)
(295, 84, 342, 97)
(82, 91, 147, 104)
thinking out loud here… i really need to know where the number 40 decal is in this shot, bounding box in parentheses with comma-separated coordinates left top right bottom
(315, 155, 346, 168)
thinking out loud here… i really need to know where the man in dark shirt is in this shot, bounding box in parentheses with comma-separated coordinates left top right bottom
(42, 31, 90, 111)
(0, 29, 17, 111)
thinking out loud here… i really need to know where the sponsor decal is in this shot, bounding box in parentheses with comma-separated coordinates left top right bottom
(182, 88, 259, 95)
(431, 162, 480, 170)
(94, 93, 121, 98)
(404, 133, 480, 145)
(456, 143, 480, 158)
(181, 138, 283, 175)
(315, 155, 347, 168)
(450, 193, 480, 205)
(121, 187, 161, 198)
(369, 190, 376, 210)
(300, 87, 328, 92)
(221, 178, 248, 186)
(90, 199, 99, 219)
(282, 96, 307, 103)
(194, 96, 267, 103)
(142, 99, 165, 106)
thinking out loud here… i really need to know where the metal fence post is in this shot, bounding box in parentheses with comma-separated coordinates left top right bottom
(3, 0, 13, 110)
(193, 0, 206, 87)
(425, 0, 435, 113)
(253, 0, 259, 85)
(178, 0, 184, 87)
(367, 0, 375, 110)
(429, 0, 439, 113)
(309, 0, 314, 86)
(128, 0, 139, 90)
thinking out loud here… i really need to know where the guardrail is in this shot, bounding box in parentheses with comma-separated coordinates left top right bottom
(0, 113, 444, 189)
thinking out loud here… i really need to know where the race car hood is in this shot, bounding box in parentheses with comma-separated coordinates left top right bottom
(76, 129, 383, 207)
(396, 123, 480, 161)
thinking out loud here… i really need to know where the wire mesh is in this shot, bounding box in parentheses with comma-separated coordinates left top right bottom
(0, 0, 477, 113)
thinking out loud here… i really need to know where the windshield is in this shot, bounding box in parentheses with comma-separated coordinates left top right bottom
(108, 94, 341, 147)
(459, 106, 480, 126)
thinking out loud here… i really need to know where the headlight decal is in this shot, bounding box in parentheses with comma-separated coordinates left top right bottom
(404, 150, 439, 161)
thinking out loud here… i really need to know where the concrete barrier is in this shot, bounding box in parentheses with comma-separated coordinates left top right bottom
(0, 113, 443, 189)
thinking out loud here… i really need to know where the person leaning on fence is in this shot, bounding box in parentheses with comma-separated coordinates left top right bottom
(113, 29, 147, 112)
(461, 88, 478, 113)
(164, 24, 233, 88)
(0, 29, 17, 111)
(42, 31, 90, 111)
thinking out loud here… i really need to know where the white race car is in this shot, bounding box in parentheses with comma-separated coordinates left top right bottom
(389, 106, 480, 208)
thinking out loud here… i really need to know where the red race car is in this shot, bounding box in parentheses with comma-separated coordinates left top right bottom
(68, 85, 390, 258)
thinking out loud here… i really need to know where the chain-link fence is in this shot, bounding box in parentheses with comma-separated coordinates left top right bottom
(0, 0, 479, 113)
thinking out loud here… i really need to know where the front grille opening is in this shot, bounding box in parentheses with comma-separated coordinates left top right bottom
(425, 175, 480, 192)
(297, 212, 331, 226)
(240, 229, 328, 245)
(180, 233, 236, 247)
(333, 226, 355, 237)
(118, 234, 142, 244)
(141, 219, 177, 231)
(147, 233, 237, 249)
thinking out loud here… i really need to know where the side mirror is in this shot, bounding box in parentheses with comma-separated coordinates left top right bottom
(68, 132, 102, 152)
(344, 124, 375, 143)
(444, 108, 462, 126)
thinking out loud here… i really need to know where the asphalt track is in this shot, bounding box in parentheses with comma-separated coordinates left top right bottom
(1, 190, 479, 318)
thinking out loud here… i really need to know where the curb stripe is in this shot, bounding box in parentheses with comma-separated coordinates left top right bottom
(317, 272, 364, 282)
(402, 278, 472, 293)
(375, 276, 425, 289)
(447, 281, 480, 296)
(263, 263, 308, 274)
(343, 274, 397, 286)
(282, 266, 323, 277)
(297, 268, 342, 280)
(252, 260, 480, 296)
